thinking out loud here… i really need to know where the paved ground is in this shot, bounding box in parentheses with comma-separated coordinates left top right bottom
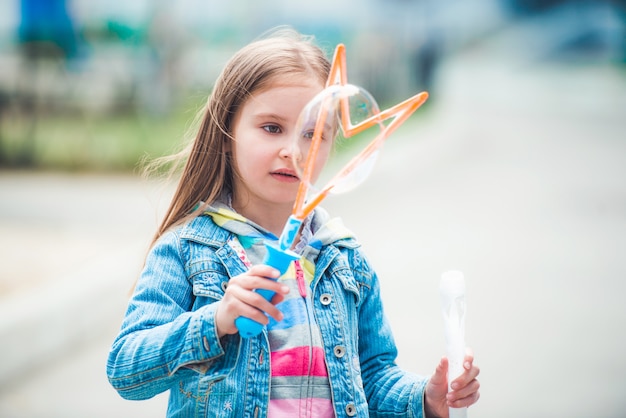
(1, 35, 626, 417)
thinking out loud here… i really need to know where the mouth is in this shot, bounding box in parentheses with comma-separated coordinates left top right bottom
(271, 169, 300, 182)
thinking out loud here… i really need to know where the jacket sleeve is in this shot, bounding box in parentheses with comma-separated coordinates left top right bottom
(106, 230, 228, 400)
(355, 249, 429, 418)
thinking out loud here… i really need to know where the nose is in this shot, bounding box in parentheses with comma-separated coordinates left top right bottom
(279, 144, 292, 159)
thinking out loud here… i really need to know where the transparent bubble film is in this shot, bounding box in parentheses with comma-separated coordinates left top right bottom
(292, 84, 383, 195)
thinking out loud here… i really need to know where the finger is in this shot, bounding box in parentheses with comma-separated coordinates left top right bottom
(450, 348, 479, 389)
(229, 273, 289, 297)
(463, 347, 474, 370)
(228, 283, 287, 322)
(449, 375, 480, 398)
(270, 292, 286, 306)
(448, 383, 480, 408)
(215, 297, 272, 337)
(226, 296, 277, 327)
(247, 265, 281, 280)
(254, 297, 285, 322)
(220, 289, 272, 323)
(429, 356, 448, 387)
(450, 363, 480, 392)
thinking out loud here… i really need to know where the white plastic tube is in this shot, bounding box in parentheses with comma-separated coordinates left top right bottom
(440, 270, 468, 418)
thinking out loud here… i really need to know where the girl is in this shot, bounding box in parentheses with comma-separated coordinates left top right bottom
(107, 28, 480, 418)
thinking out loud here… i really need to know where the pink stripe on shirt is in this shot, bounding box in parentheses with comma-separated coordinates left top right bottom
(271, 346, 328, 377)
(269, 398, 335, 417)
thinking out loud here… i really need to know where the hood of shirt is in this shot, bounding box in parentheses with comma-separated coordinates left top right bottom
(201, 199, 355, 265)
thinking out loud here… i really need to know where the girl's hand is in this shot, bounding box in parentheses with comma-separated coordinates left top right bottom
(215, 265, 290, 337)
(424, 348, 481, 418)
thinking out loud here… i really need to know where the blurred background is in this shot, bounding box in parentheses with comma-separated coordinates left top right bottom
(0, 0, 624, 169)
(0, 0, 625, 417)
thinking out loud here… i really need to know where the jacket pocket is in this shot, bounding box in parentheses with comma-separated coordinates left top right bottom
(176, 375, 239, 417)
(202, 373, 242, 417)
(189, 261, 229, 306)
(332, 267, 361, 307)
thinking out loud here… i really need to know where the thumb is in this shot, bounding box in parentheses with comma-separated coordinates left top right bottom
(424, 356, 450, 415)
(430, 356, 449, 387)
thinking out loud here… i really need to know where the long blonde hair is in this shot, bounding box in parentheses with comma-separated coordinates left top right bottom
(150, 28, 331, 246)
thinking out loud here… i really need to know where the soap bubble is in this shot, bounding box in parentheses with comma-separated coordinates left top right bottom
(292, 83, 383, 196)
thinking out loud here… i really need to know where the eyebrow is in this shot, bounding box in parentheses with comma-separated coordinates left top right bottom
(251, 113, 289, 123)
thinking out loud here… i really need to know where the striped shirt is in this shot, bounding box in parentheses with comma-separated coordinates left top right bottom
(266, 260, 335, 417)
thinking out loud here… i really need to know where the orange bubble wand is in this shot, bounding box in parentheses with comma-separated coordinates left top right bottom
(282, 43, 429, 248)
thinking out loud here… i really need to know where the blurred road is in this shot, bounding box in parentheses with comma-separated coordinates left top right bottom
(1, 36, 626, 417)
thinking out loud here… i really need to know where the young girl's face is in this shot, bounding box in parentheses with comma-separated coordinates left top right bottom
(230, 77, 327, 216)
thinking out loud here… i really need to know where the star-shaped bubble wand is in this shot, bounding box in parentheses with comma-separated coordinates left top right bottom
(235, 44, 429, 337)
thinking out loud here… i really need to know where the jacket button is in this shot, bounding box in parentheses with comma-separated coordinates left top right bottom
(221, 281, 228, 292)
(320, 293, 332, 305)
(333, 346, 345, 358)
(345, 403, 356, 416)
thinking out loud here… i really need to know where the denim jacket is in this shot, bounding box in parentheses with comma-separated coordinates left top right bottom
(107, 211, 428, 417)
